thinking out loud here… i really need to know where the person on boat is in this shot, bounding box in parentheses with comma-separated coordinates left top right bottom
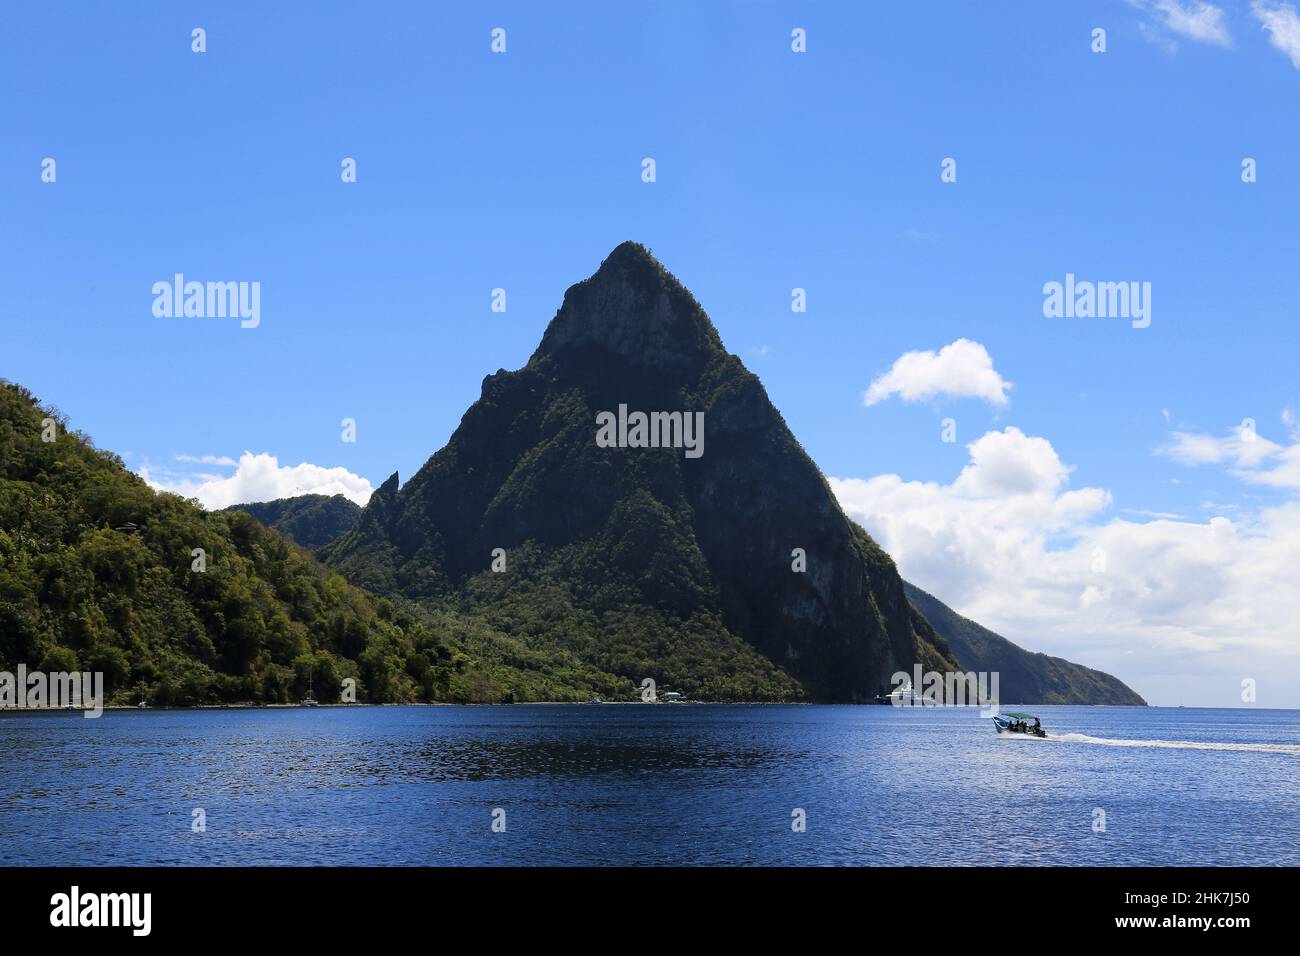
(1033, 718, 1042, 734)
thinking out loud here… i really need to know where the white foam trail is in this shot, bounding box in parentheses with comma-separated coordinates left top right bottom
(1049, 732, 1300, 756)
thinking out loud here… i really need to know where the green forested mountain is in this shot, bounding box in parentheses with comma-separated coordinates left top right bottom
(322, 242, 957, 702)
(0, 380, 515, 705)
(223, 494, 361, 550)
(903, 581, 1146, 705)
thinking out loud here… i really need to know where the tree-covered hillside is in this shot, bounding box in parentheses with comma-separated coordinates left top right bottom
(0, 380, 510, 705)
(223, 494, 361, 550)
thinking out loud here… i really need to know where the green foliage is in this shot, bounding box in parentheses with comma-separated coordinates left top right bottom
(222, 494, 361, 550)
(0, 380, 503, 705)
(455, 567, 803, 702)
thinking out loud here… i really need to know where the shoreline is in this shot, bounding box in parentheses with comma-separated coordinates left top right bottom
(1, 700, 766, 712)
(0, 700, 1163, 714)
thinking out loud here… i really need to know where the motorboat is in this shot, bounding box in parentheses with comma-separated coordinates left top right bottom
(993, 712, 1046, 737)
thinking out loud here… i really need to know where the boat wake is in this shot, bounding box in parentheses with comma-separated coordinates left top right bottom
(1048, 732, 1300, 756)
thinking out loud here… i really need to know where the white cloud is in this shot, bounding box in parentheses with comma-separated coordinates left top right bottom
(1129, 0, 1233, 47)
(864, 339, 1012, 407)
(1122, 508, 1188, 519)
(1158, 427, 1277, 466)
(1158, 424, 1300, 489)
(1253, 0, 1300, 67)
(952, 427, 1071, 496)
(139, 451, 374, 510)
(1237, 447, 1300, 490)
(829, 422, 1300, 707)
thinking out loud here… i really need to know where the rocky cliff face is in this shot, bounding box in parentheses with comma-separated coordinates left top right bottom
(324, 242, 957, 701)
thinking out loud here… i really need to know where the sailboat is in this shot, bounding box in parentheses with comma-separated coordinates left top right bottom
(300, 673, 319, 707)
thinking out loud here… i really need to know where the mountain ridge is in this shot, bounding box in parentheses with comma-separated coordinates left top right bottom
(904, 581, 1145, 705)
(221, 494, 362, 551)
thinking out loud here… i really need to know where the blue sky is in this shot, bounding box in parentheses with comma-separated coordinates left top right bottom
(4, 1, 1300, 706)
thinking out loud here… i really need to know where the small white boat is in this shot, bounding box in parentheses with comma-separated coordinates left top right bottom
(878, 681, 924, 705)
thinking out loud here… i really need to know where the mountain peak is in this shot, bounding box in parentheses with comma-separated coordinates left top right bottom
(533, 242, 725, 371)
(603, 239, 660, 269)
(324, 245, 961, 701)
(355, 471, 399, 532)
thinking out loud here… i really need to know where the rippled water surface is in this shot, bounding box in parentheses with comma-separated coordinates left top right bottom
(2, 705, 1296, 865)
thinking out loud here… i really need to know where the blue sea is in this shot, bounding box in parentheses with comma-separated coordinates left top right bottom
(1, 705, 1296, 866)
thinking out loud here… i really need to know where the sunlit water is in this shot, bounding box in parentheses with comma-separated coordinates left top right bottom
(1, 705, 1296, 865)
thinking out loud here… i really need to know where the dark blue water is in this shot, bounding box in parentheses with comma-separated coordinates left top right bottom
(1, 705, 1296, 865)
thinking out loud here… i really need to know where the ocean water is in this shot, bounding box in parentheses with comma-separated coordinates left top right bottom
(1, 704, 1296, 866)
